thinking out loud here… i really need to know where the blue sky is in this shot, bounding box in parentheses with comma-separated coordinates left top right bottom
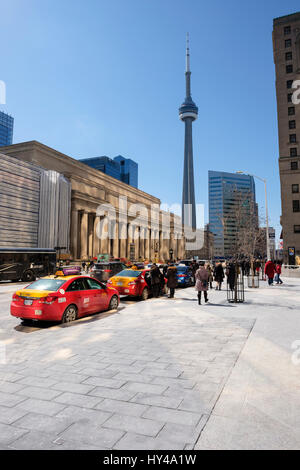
(1, 0, 300, 243)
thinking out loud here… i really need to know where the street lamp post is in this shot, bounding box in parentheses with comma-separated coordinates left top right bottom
(236, 172, 270, 261)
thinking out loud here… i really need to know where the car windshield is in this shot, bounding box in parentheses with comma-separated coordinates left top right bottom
(95, 264, 109, 269)
(177, 267, 187, 273)
(117, 270, 142, 278)
(25, 279, 66, 291)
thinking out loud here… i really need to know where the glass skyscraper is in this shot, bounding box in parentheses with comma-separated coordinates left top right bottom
(0, 111, 14, 146)
(114, 155, 138, 188)
(79, 155, 138, 188)
(209, 171, 257, 258)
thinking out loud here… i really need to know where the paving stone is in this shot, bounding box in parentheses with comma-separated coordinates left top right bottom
(152, 377, 196, 389)
(82, 377, 127, 389)
(142, 406, 202, 427)
(8, 430, 107, 450)
(157, 422, 200, 445)
(89, 386, 137, 402)
(113, 432, 185, 450)
(0, 381, 27, 394)
(0, 405, 29, 425)
(17, 386, 62, 401)
(103, 413, 164, 437)
(0, 391, 27, 407)
(17, 398, 67, 416)
(51, 382, 95, 395)
(122, 381, 167, 395)
(48, 372, 89, 384)
(95, 398, 149, 417)
(15, 376, 58, 388)
(55, 405, 112, 426)
(113, 372, 154, 384)
(131, 392, 182, 409)
(59, 421, 124, 448)
(13, 412, 71, 435)
(54, 392, 103, 409)
(77, 368, 118, 379)
(0, 422, 28, 446)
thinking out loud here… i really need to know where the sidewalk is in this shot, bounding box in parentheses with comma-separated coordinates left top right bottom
(195, 277, 300, 449)
(0, 278, 300, 449)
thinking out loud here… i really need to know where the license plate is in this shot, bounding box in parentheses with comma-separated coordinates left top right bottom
(24, 299, 33, 306)
(124, 289, 129, 293)
(117, 282, 123, 286)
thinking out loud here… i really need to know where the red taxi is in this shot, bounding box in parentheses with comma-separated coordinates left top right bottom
(10, 267, 119, 323)
(107, 268, 167, 300)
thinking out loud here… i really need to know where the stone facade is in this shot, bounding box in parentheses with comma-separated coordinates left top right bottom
(273, 12, 300, 262)
(0, 141, 185, 262)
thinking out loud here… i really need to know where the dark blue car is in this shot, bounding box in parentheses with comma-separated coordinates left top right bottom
(176, 265, 195, 287)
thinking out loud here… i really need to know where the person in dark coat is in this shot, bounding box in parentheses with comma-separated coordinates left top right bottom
(213, 262, 224, 290)
(150, 264, 162, 297)
(195, 262, 209, 304)
(264, 260, 276, 285)
(166, 264, 178, 298)
(226, 263, 236, 291)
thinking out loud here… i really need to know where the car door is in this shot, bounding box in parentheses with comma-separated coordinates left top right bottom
(66, 278, 93, 316)
(85, 277, 108, 313)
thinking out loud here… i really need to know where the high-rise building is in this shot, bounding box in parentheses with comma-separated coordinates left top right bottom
(0, 111, 13, 146)
(209, 171, 256, 258)
(114, 155, 138, 188)
(179, 34, 198, 229)
(79, 155, 138, 188)
(273, 12, 300, 263)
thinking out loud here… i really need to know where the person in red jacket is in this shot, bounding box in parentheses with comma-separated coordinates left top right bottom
(275, 261, 283, 284)
(264, 260, 276, 285)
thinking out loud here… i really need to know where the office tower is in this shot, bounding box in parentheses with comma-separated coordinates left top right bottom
(273, 12, 300, 263)
(0, 111, 13, 146)
(209, 170, 256, 258)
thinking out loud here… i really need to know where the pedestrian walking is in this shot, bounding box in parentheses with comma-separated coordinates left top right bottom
(166, 264, 178, 298)
(264, 259, 276, 285)
(195, 262, 209, 304)
(150, 263, 162, 297)
(82, 261, 86, 273)
(275, 261, 283, 284)
(206, 263, 213, 289)
(213, 262, 224, 290)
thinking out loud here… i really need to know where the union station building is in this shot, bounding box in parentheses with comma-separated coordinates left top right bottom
(0, 141, 186, 262)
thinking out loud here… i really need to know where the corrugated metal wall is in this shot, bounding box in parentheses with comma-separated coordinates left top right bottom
(0, 153, 71, 250)
(0, 153, 41, 247)
(38, 171, 71, 252)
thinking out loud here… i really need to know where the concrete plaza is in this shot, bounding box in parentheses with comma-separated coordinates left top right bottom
(0, 277, 299, 450)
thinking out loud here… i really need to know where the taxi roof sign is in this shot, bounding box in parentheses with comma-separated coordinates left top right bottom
(55, 266, 81, 276)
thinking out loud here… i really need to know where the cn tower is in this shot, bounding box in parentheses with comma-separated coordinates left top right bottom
(179, 33, 198, 230)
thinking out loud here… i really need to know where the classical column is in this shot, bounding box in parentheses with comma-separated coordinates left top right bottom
(112, 221, 119, 258)
(93, 215, 100, 257)
(71, 209, 79, 260)
(80, 211, 88, 260)
(145, 228, 150, 261)
(159, 230, 163, 261)
(119, 222, 127, 259)
(88, 213, 94, 259)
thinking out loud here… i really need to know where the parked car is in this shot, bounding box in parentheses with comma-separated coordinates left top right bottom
(10, 267, 119, 323)
(177, 259, 194, 267)
(89, 261, 126, 283)
(107, 268, 167, 300)
(176, 264, 195, 287)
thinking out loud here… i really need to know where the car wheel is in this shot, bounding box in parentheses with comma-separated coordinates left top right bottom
(22, 270, 36, 282)
(141, 287, 149, 300)
(62, 305, 78, 323)
(108, 295, 119, 311)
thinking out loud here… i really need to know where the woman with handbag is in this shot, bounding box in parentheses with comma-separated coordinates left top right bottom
(195, 261, 209, 305)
